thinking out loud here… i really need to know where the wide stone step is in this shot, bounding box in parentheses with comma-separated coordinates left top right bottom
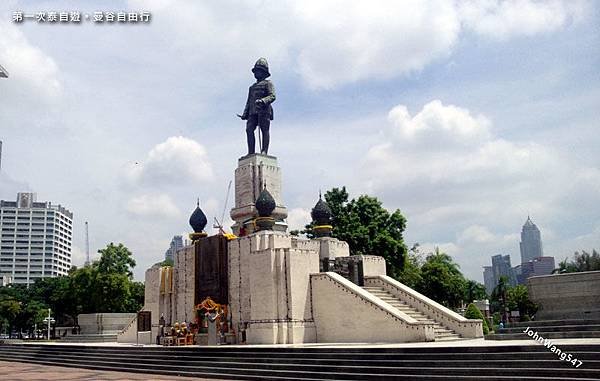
(499, 325, 600, 334)
(5, 348, 599, 367)
(486, 331, 600, 340)
(2, 344, 600, 360)
(508, 319, 600, 328)
(1, 352, 599, 380)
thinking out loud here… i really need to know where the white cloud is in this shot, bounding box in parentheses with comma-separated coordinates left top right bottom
(459, 0, 589, 39)
(71, 245, 87, 268)
(366, 100, 561, 192)
(126, 136, 214, 187)
(0, 172, 30, 199)
(0, 20, 62, 100)
(127, 0, 586, 90)
(287, 207, 311, 231)
(419, 242, 461, 257)
(364, 100, 600, 280)
(387, 100, 492, 148)
(458, 225, 496, 244)
(292, 0, 461, 89)
(126, 193, 181, 219)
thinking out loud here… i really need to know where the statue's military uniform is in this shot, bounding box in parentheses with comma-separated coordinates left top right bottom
(242, 79, 275, 120)
(242, 58, 276, 155)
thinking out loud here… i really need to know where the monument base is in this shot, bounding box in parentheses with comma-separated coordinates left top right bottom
(246, 321, 317, 345)
(230, 153, 288, 236)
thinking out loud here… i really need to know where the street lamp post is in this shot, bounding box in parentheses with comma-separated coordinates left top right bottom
(43, 308, 55, 341)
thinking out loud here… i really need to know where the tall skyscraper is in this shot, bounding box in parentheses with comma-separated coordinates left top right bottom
(483, 266, 495, 295)
(164, 235, 184, 263)
(0, 192, 73, 286)
(492, 254, 517, 287)
(520, 216, 543, 264)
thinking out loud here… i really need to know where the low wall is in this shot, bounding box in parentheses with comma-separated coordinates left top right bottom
(311, 272, 435, 343)
(364, 276, 483, 338)
(78, 313, 136, 335)
(528, 270, 600, 320)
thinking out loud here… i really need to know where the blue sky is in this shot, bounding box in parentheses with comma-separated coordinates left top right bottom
(1, 0, 599, 282)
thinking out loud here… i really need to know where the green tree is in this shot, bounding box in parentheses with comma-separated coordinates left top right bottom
(553, 249, 600, 273)
(97, 243, 136, 278)
(506, 285, 537, 321)
(29, 276, 76, 325)
(92, 272, 133, 313)
(159, 258, 174, 267)
(417, 248, 466, 308)
(81, 243, 142, 313)
(0, 243, 143, 334)
(396, 243, 423, 288)
(464, 303, 489, 335)
(305, 187, 408, 277)
(127, 281, 145, 312)
(464, 280, 487, 304)
(0, 294, 21, 336)
(553, 258, 578, 274)
(491, 276, 509, 323)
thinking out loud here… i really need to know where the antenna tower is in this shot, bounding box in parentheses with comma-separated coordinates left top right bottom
(84, 221, 90, 266)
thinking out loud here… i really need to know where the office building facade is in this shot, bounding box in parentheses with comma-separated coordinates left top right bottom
(520, 216, 543, 264)
(164, 235, 184, 263)
(483, 266, 495, 295)
(0, 192, 73, 285)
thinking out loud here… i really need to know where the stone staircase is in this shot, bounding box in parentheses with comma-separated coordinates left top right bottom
(487, 319, 600, 340)
(60, 333, 118, 343)
(1, 343, 599, 380)
(363, 286, 461, 341)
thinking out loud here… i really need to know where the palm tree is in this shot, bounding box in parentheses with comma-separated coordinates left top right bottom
(492, 276, 509, 324)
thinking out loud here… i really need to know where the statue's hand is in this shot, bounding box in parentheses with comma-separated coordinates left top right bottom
(255, 99, 264, 105)
(237, 113, 247, 120)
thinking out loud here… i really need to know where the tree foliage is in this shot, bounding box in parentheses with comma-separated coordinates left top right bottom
(465, 303, 489, 335)
(97, 243, 136, 278)
(553, 249, 600, 273)
(489, 277, 537, 322)
(0, 242, 143, 336)
(297, 186, 495, 311)
(304, 187, 408, 277)
(506, 285, 537, 320)
(417, 249, 467, 309)
(464, 279, 487, 304)
(396, 244, 423, 289)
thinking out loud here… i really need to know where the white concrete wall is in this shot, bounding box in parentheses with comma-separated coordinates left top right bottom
(365, 275, 483, 338)
(174, 246, 196, 324)
(528, 270, 600, 320)
(230, 154, 288, 234)
(311, 272, 434, 343)
(228, 231, 319, 344)
(317, 237, 350, 260)
(359, 255, 387, 277)
(78, 313, 136, 335)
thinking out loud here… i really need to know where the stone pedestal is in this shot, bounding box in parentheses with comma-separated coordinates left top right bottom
(228, 231, 318, 344)
(230, 154, 287, 235)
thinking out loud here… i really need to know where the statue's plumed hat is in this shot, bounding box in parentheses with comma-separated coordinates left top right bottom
(252, 57, 270, 77)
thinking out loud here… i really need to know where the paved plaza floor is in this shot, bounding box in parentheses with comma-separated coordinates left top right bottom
(0, 361, 228, 381)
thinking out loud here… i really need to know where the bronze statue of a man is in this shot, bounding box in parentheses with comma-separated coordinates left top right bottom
(238, 58, 276, 155)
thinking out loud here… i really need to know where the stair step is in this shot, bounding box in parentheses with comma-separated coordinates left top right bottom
(362, 286, 465, 341)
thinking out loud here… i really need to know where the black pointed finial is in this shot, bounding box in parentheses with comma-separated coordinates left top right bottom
(255, 186, 276, 218)
(189, 200, 208, 233)
(312, 192, 332, 237)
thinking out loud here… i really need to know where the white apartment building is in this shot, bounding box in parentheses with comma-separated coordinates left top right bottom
(0, 192, 73, 286)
